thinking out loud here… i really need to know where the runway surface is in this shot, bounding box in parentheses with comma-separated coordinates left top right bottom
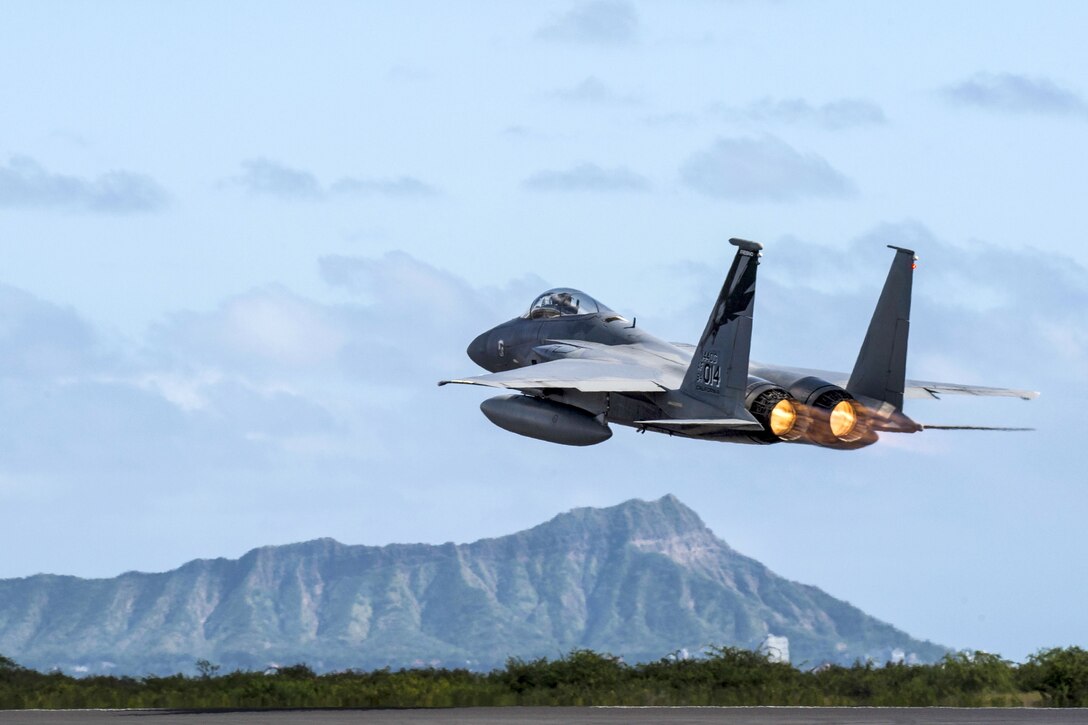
(1, 708, 1084, 724)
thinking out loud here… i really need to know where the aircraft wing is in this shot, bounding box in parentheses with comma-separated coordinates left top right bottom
(438, 358, 673, 393)
(750, 364, 1038, 401)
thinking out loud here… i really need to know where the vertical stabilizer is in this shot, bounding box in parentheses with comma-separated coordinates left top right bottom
(679, 238, 762, 421)
(847, 245, 916, 411)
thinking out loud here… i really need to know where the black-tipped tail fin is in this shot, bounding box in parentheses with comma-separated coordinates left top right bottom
(847, 245, 916, 411)
(678, 238, 761, 421)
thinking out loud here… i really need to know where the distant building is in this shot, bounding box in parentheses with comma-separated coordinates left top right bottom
(760, 634, 790, 664)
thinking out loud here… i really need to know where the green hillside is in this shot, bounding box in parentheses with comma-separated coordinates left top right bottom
(0, 495, 945, 674)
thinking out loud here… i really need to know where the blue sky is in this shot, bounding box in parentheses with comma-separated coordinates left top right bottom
(1, 1, 1086, 662)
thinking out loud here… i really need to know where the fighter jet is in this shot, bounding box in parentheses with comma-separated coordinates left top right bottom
(439, 239, 1036, 448)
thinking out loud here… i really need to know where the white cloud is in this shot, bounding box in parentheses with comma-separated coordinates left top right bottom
(0, 283, 106, 378)
(231, 159, 438, 201)
(536, 0, 638, 45)
(232, 159, 322, 199)
(0, 155, 168, 213)
(2, 238, 1068, 480)
(321, 251, 474, 311)
(550, 76, 639, 105)
(131, 371, 222, 412)
(224, 292, 346, 366)
(679, 136, 855, 202)
(941, 73, 1087, 116)
(0, 256, 499, 477)
(318, 251, 547, 378)
(669, 224, 1086, 391)
(155, 285, 348, 371)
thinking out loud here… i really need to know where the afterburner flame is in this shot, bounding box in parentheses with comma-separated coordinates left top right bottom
(769, 398, 798, 437)
(829, 400, 858, 438)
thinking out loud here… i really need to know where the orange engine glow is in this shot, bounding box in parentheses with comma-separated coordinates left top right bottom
(829, 400, 858, 439)
(769, 398, 798, 437)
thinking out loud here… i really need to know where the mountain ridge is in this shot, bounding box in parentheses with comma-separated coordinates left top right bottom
(0, 494, 946, 674)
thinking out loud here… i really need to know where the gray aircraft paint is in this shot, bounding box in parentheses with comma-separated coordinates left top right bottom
(677, 239, 762, 427)
(847, 245, 916, 414)
(441, 240, 1037, 449)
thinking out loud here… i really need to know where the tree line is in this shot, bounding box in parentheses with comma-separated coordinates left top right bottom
(2, 646, 1087, 709)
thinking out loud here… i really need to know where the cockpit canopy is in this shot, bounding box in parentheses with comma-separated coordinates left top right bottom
(524, 288, 610, 319)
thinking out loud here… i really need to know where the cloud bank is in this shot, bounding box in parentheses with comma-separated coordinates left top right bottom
(941, 73, 1086, 116)
(679, 136, 855, 202)
(0, 237, 1079, 599)
(536, 0, 638, 45)
(232, 159, 438, 201)
(0, 155, 168, 213)
(5, 235, 1074, 476)
(0, 283, 105, 379)
(550, 76, 639, 105)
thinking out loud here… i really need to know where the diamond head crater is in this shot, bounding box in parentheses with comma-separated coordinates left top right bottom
(0, 495, 944, 675)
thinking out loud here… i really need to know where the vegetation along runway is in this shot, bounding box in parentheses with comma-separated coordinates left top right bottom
(1, 708, 1086, 725)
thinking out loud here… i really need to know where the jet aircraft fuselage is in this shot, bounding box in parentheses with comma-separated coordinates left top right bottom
(467, 298, 717, 442)
(441, 239, 1036, 449)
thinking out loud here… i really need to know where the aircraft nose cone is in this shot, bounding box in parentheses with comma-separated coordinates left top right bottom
(467, 331, 491, 369)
